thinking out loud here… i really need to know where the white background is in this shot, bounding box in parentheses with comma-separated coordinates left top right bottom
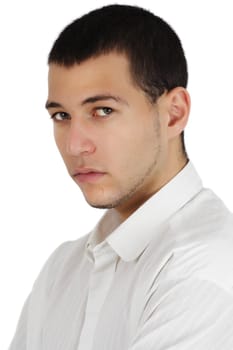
(1, 0, 232, 348)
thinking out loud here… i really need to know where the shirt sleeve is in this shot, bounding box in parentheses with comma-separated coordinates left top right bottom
(8, 241, 71, 350)
(128, 278, 233, 350)
(8, 293, 31, 350)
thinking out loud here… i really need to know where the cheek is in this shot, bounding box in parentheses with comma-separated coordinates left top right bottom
(53, 129, 66, 156)
(105, 124, 156, 170)
(53, 130, 60, 149)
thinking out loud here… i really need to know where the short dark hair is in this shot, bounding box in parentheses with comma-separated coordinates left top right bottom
(48, 4, 188, 158)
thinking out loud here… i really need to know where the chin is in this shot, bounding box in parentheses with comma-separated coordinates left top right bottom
(84, 192, 123, 210)
(89, 203, 116, 210)
(84, 189, 135, 211)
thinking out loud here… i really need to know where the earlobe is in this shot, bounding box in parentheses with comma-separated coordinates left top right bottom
(167, 87, 190, 138)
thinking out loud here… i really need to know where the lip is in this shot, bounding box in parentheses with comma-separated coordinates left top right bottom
(73, 168, 106, 183)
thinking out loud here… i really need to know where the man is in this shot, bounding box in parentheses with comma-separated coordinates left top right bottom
(9, 4, 233, 350)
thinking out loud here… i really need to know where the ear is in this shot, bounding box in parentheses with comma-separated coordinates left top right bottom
(166, 87, 191, 140)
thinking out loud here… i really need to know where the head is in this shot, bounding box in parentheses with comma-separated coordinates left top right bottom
(46, 4, 190, 218)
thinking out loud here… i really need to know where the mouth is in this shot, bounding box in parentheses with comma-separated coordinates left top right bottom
(73, 169, 106, 183)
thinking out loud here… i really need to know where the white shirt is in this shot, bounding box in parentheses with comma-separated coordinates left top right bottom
(9, 161, 233, 350)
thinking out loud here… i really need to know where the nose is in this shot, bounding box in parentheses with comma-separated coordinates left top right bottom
(65, 118, 96, 156)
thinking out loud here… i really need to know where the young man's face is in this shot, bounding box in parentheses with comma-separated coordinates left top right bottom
(46, 52, 183, 218)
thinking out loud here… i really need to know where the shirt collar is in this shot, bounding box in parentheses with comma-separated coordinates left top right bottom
(85, 160, 203, 262)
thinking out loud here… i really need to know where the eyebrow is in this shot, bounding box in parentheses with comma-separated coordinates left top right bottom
(45, 94, 129, 110)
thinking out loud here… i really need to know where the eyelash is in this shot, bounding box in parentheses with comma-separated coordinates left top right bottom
(50, 112, 70, 121)
(50, 107, 113, 121)
(93, 107, 113, 118)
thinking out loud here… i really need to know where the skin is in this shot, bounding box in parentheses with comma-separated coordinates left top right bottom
(46, 52, 190, 223)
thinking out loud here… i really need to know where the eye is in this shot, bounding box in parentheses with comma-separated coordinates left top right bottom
(51, 112, 70, 121)
(93, 107, 113, 118)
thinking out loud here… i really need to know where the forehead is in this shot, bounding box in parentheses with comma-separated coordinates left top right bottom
(48, 53, 133, 88)
(47, 52, 142, 105)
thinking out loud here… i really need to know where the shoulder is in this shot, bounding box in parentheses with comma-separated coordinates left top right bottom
(166, 187, 233, 291)
(170, 187, 233, 235)
(31, 232, 90, 294)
